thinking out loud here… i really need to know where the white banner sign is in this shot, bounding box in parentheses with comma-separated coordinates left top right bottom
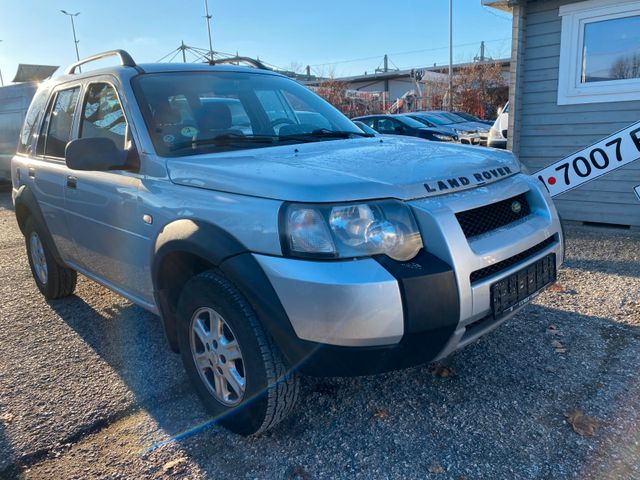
(536, 121, 640, 197)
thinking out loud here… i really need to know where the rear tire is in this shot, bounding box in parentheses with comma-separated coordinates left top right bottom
(177, 270, 299, 435)
(24, 217, 77, 299)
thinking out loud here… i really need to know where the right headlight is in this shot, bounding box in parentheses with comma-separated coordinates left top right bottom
(433, 133, 455, 142)
(281, 200, 423, 261)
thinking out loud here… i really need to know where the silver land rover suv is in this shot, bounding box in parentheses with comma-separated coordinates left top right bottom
(12, 50, 563, 435)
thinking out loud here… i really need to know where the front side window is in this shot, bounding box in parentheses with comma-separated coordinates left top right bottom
(41, 87, 80, 158)
(80, 83, 127, 147)
(132, 71, 366, 157)
(377, 118, 401, 134)
(581, 15, 640, 83)
(558, 1, 640, 104)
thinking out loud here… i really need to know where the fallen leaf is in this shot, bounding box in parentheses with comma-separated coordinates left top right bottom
(551, 340, 567, 353)
(370, 408, 389, 421)
(428, 363, 457, 378)
(162, 457, 187, 473)
(546, 325, 563, 336)
(428, 463, 445, 474)
(548, 283, 564, 292)
(287, 466, 311, 480)
(0, 413, 14, 423)
(564, 410, 597, 436)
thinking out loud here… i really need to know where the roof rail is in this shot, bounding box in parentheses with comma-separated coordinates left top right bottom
(65, 49, 142, 75)
(212, 56, 271, 71)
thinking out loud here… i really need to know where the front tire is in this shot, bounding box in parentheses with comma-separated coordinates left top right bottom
(24, 217, 77, 299)
(177, 270, 299, 435)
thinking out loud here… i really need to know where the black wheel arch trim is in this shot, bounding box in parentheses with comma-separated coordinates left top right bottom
(13, 184, 66, 266)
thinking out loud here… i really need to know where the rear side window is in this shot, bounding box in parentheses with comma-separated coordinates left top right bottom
(79, 83, 127, 148)
(18, 88, 50, 154)
(40, 87, 80, 158)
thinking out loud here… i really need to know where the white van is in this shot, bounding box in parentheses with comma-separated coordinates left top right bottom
(0, 82, 37, 180)
(488, 101, 508, 149)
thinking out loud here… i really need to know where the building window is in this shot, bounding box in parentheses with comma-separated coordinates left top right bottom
(558, 0, 640, 105)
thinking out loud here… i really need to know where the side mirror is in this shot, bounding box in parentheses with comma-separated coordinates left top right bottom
(497, 106, 503, 116)
(65, 137, 139, 172)
(395, 126, 405, 133)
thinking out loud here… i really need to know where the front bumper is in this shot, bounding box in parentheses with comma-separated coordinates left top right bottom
(488, 138, 507, 149)
(249, 174, 563, 376)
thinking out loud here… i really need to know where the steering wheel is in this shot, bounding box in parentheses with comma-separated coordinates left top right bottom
(270, 118, 296, 128)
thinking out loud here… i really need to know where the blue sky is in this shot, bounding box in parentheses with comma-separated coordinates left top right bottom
(0, 0, 513, 83)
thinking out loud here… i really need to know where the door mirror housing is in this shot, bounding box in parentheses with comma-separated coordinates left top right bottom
(65, 137, 139, 172)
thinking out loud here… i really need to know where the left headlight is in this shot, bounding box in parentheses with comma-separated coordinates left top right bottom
(281, 200, 423, 261)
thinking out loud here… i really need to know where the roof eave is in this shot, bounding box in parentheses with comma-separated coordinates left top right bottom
(481, 0, 515, 13)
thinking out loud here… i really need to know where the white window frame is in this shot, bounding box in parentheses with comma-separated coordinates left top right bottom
(558, 0, 640, 105)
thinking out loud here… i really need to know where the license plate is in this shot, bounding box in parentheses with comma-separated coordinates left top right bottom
(490, 253, 556, 318)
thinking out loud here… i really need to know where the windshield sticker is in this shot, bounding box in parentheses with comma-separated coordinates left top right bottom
(181, 126, 198, 137)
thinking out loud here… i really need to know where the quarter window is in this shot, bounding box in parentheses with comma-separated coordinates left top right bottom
(80, 83, 127, 147)
(18, 88, 50, 154)
(42, 87, 80, 158)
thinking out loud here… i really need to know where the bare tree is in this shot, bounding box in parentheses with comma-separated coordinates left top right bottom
(451, 60, 508, 118)
(610, 54, 640, 80)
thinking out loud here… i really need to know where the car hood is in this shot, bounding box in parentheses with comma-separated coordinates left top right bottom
(167, 136, 520, 202)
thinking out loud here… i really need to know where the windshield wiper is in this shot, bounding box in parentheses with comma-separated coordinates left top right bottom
(169, 133, 279, 151)
(278, 128, 374, 142)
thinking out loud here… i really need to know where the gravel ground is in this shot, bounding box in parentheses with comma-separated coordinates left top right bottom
(0, 189, 639, 480)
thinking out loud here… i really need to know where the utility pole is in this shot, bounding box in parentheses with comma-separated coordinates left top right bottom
(306, 65, 311, 80)
(448, 0, 453, 111)
(60, 10, 81, 66)
(204, 0, 214, 63)
(480, 40, 485, 62)
(0, 40, 4, 87)
(181, 40, 187, 63)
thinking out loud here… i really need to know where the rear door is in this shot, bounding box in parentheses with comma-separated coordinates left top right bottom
(27, 85, 82, 262)
(63, 79, 151, 302)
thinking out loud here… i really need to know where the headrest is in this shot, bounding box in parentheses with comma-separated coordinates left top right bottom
(198, 102, 232, 130)
(153, 102, 181, 125)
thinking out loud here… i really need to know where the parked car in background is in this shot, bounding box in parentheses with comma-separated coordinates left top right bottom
(353, 114, 458, 142)
(353, 120, 380, 136)
(488, 102, 508, 149)
(427, 111, 491, 145)
(453, 111, 494, 126)
(0, 82, 37, 181)
(405, 111, 480, 145)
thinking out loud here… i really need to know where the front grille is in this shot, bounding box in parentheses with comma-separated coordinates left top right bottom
(470, 235, 557, 283)
(456, 193, 531, 238)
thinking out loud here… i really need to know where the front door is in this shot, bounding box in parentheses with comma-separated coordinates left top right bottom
(63, 80, 151, 303)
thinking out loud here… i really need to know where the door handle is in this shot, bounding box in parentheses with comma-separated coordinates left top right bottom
(28, 167, 36, 178)
(66, 176, 77, 189)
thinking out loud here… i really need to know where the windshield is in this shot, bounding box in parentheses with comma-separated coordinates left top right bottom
(397, 115, 430, 129)
(414, 113, 448, 126)
(435, 112, 466, 124)
(132, 71, 367, 156)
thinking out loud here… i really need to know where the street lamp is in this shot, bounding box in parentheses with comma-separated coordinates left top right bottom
(60, 10, 81, 66)
(0, 40, 4, 86)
